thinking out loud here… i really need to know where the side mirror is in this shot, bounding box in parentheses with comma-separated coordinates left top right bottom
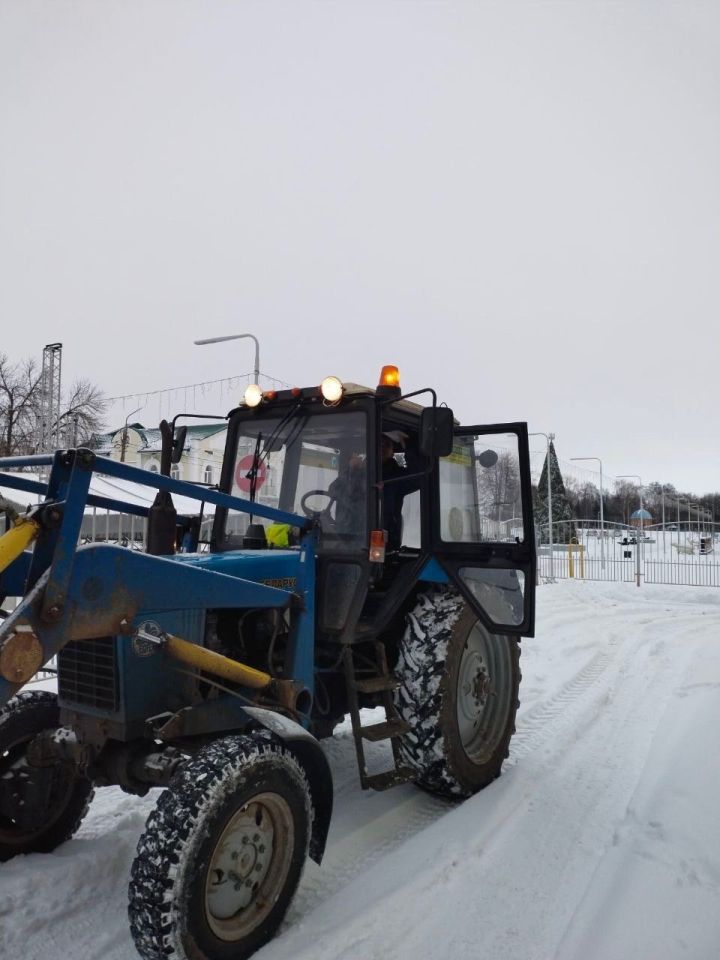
(171, 426, 187, 464)
(419, 407, 454, 458)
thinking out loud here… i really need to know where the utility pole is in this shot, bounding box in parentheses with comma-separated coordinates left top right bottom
(36, 343, 63, 454)
(618, 474, 643, 587)
(571, 456, 605, 569)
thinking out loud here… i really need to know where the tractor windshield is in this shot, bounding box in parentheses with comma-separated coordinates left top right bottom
(223, 409, 368, 550)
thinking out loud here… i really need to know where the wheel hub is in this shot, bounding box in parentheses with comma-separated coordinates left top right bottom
(204, 791, 295, 942)
(455, 622, 505, 757)
(207, 808, 274, 917)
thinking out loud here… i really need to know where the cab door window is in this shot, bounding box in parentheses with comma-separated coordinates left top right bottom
(439, 432, 525, 543)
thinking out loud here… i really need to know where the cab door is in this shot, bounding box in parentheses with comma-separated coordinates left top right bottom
(430, 422, 536, 637)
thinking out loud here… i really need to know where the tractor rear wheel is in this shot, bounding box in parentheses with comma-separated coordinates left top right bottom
(129, 733, 312, 960)
(393, 587, 521, 798)
(0, 691, 94, 861)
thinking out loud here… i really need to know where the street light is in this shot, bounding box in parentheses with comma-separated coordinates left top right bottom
(120, 406, 143, 463)
(571, 456, 605, 569)
(618, 474, 643, 587)
(689, 503, 701, 535)
(194, 333, 261, 389)
(530, 431, 555, 581)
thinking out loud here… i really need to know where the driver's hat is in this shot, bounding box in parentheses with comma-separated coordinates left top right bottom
(382, 430, 408, 450)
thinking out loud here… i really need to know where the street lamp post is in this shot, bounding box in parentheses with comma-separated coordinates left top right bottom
(194, 333, 261, 385)
(120, 406, 143, 463)
(571, 456, 605, 569)
(618, 474, 643, 587)
(530, 431, 555, 581)
(690, 503, 701, 536)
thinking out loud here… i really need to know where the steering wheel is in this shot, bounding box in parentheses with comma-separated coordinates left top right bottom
(300, 489, 336, 523)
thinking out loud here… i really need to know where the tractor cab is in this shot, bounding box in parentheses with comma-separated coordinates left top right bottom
(211, 366, 535, 649)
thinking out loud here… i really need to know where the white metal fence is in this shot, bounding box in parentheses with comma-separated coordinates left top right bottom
(537, 520, 720, 587)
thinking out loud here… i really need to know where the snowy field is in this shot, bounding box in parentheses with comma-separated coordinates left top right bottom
(1, 580, 719, 960)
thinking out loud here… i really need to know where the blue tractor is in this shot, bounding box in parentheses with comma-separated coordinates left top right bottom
(0, 367, 536, 959)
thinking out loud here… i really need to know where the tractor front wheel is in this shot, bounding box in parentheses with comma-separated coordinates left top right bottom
(0, 691, 94, 861)
(129, 733, 312, 960)
(393, 588, 521, 799)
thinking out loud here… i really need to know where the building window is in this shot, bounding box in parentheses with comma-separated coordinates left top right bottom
(148, 463, 159, 473)
(171, 464, 180, 480)
(204, 464, 213, 485)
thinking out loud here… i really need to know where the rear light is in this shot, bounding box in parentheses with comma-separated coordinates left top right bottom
(369, 529, 386, 563)
(264, 390, 277, 401)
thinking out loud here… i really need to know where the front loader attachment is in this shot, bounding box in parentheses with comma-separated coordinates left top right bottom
(0, 448, 315, 711)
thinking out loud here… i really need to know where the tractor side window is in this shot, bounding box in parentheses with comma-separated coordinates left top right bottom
(439, 433, 524, 543)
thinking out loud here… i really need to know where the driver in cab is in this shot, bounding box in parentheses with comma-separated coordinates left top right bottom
(329, 430, 422, 550)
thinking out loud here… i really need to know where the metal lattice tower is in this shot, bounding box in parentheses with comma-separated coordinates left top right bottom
(36, 342, 63, 453)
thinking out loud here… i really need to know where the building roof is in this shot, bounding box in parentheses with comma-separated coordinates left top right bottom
(630, 508, 652, 520)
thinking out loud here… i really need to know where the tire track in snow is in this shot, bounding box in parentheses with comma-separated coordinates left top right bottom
(287, 606, 720, 939)
(285, 647, 620, 926)
(285, 749, 450, 926)
(511, 603, 720, 768)
(286, 620, 624, 926)
(510, 648, 615, 763)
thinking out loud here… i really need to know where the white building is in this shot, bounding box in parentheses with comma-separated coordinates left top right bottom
(95, 422, 227, 485)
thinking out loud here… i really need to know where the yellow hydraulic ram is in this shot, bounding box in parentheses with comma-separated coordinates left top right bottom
(137, 625, 272, 690)
(0, 517, 41, 576)
(166, 632, 272, 689)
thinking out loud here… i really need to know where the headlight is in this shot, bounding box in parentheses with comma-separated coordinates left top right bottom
(320, 376, 343, 403)
(244, 383, 262, 407)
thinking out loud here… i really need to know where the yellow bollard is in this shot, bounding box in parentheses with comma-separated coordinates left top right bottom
(567, 538, 585, 579)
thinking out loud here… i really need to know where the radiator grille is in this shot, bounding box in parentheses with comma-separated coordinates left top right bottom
(58, 637, 119, 711)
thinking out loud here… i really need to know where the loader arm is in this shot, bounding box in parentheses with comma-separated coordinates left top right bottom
(0, 448, 314, 709)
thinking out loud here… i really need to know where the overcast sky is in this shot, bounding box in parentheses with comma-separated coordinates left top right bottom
(1, 0, 718, 493)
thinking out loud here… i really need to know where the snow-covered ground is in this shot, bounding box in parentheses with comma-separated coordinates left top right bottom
(1, 580, 719, 960)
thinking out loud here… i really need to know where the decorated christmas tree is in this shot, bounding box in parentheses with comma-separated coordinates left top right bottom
(535, 440, 575, 543)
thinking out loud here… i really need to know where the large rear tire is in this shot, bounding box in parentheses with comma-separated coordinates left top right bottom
(0, 690, 94, 861)
(129, 733, 312, 960)
(393, 588, 521, 798)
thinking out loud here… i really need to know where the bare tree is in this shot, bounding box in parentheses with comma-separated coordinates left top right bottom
(477, 450, 520, 521)
(0, 354, 42, 457)
(57, 378, 108, 447)
(0, 353, 107, 456)
(565, 477, 601, 521)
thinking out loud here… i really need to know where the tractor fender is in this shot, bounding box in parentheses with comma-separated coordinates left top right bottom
(243, 706, 333, 864)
